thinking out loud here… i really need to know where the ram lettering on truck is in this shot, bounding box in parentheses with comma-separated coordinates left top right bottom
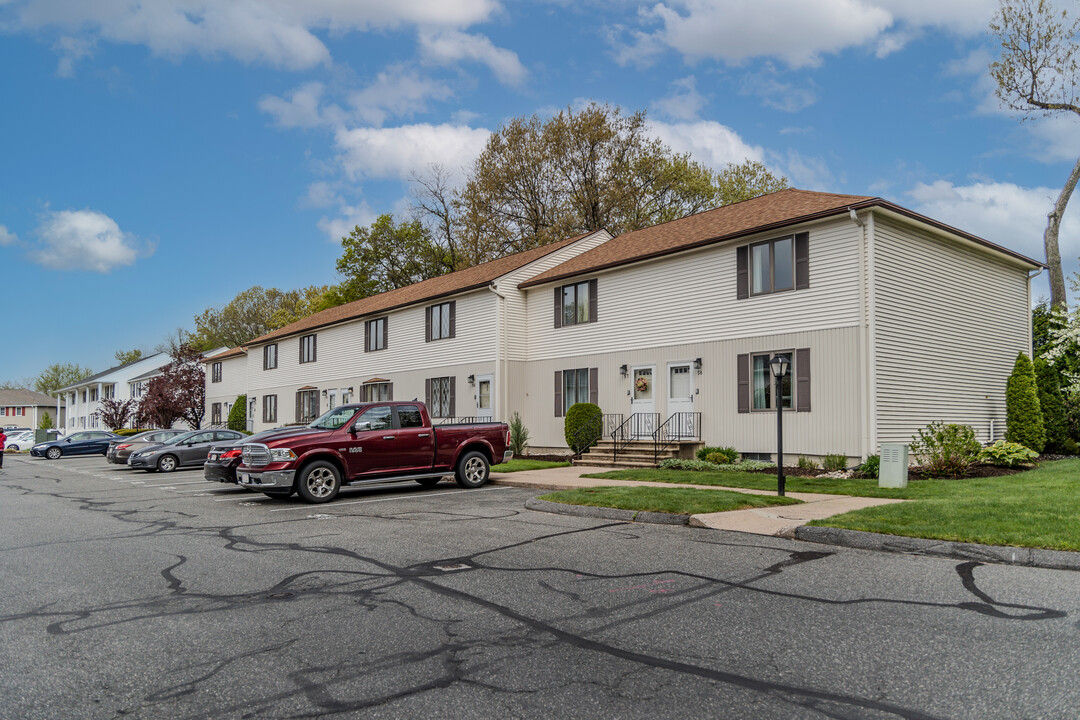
(236, 401, 512, 503)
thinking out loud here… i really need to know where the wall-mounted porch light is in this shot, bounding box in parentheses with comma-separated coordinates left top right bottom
(619, 364, 628, 377)
(467, 375, 475, 385)
(693, 358, 703, 372)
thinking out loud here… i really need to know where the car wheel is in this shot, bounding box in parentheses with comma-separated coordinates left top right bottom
(455, 451, 490, 489)
(415, 477, 441, 488)
(8, 445, 19, 451)
(46, 447, 62, 460)
(157, 455, 179, 473)
(296, 461, 341, 503)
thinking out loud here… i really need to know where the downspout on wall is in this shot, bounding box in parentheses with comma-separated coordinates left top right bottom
(850, 207, 875, 460)
(488, 283, 507, 422)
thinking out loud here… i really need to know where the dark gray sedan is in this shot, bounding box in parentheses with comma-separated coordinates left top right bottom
(128, 429, 246, 472)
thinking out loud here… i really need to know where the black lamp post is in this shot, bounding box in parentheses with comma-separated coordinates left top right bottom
(769, 353, 790, 496)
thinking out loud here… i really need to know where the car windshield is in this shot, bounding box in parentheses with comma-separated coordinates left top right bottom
(162, 432, 197, 445)
(308, 406, 357, 431)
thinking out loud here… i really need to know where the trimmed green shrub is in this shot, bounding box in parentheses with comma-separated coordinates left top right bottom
(509, 411, 530, 456)
(979, 440, 1040, 468)
(797, 456, 818, 470)
(1035, 358, 1069, 453)
(854, 454, 880, 479)
(114, 428, 153, 436)
(1061, 438, 1079, 455)
(697, 445, 731, 461)
(564, 403, 603, 454)
(702, 446, 738, 464)
(659, 458, 775, 472)
(227, 394, 247, 432)
(822, 454, 847, 472)
(911, 421, 982, 478)
(38, 412, 53, 430)
(1005, 352, 1045, 452)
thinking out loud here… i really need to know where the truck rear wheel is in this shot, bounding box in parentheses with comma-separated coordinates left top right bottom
(296, 461, 342, 503)
(455, 451, 490, 489)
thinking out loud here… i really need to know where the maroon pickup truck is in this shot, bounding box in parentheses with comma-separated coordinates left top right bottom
(236, 401, 512, 503)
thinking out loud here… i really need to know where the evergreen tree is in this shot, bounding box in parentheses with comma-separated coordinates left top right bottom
(227, 395, 247, 433)
(1005, 352, 1046, 452)
(1035, 357, 1069, 452)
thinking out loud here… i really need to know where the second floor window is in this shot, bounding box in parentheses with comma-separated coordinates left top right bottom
(750, 236, 794, 295)
(211, 362, 222, 383)
(554, 279, 597, 328)
(300, 334, 317, 364)
(427, 301, 455, 341)
(366, 317, 387, 352)
(264, 344, 278, 370)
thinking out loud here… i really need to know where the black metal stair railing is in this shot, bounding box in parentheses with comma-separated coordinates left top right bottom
(652, 412, 702, 464)
(570, 413, 623, 459)
(610, 413, 660, 463)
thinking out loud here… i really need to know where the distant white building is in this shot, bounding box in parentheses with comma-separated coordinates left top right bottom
(57, 353, 172, 430)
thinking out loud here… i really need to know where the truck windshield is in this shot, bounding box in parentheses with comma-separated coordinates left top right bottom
(308, 406, 357, 430)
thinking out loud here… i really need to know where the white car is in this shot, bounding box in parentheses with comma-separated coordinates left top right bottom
(4, 430, 35, 451)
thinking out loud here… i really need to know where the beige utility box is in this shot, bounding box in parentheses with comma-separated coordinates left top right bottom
(878, 443, 909, 488)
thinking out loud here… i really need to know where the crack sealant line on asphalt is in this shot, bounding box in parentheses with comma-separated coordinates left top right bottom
(266, 486, 515, 512)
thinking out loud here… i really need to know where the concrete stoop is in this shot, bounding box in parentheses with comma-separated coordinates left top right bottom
(572, 440, 688, 469)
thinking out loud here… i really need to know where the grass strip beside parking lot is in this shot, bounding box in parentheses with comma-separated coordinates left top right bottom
(584, 460, 1080, 550)
(491, 459, 570, 472)
(539, 486, 802, 515)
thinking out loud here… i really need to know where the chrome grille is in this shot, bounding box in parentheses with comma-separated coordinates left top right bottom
(242, 443, 271, 468)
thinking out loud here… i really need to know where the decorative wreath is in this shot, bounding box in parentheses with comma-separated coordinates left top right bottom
(635, 376, 649, 393)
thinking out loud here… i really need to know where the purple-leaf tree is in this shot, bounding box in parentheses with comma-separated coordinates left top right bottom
(95, 398, 138, 431)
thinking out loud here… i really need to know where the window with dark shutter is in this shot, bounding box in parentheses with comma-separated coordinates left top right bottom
(588, 280, 598, 323)
(737, 354, 750, 413)
(555, 280, 597, 327)
(589, 368, 598, 404)
(736, 246, 749, 299)
(428, 302, 455, 340)
(795, 232, 810, 290)
(554, 288, 562, 329)
(795, 348, 811, 412)
(554, 370, 563, 417)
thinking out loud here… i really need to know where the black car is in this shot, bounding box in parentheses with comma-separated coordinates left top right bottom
(204, 427, 300, 485)
(31, 431, 121, 459)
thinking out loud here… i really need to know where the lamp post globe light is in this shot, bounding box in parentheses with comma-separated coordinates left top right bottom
(769, 354, 790, 497)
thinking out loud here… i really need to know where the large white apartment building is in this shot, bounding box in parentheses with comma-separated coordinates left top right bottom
(202, 189, 1042, 461)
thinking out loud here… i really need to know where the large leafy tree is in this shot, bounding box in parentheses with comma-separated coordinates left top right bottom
(34, 363, 93, 396)
(990, 0, 1080, 307)
(190, 285, 331, 350)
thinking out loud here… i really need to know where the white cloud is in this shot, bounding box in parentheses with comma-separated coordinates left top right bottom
(31, 208, 153, 272)
(616, 0, 997, 68)
(648, 119, 763, 170)
(258, 81, 332, 128)
(52, 35, 95, 77)
(418, 29, 527, 86)
(905, 180, 1080, 283)
(739, 64, 817, 112)
(333, 123, 491, 181)
(347, 66, 453, 126)
(777, 150, 834, 190)
(652, 75, 706, 121)
(9, 0, 501, 71)
(317, 199, 377, 242)
(0, 225, 17, 246)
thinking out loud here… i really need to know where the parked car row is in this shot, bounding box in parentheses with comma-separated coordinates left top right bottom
(26, 402, 512, 505)
(3, 428, 62, 451)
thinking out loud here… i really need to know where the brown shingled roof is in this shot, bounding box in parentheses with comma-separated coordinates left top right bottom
(519, 189, 872, 288)
(247, 231, 600, 346)
(203, 347, 247, 363)
(519, 188, 1043, 288)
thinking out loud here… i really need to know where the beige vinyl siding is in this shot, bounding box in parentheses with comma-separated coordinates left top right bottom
(513, 327, 863, 457)
(243, 290, 497, 396)
(524, 217, 863, 360)
(871, 215, 1031, 446)
(500, 230, 612, 361)
(205, 355, 247, 412)
(247, 362, 493, 433)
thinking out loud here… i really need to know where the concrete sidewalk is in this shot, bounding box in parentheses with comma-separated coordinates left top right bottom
(490, 465, 904, 537)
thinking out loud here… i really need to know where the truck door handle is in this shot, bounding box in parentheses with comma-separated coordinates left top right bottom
(418, 433, 430, 438)
(382, 435, 395, 440)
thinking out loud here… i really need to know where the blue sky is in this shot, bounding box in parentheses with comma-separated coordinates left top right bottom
(2, 0, 1078, 383)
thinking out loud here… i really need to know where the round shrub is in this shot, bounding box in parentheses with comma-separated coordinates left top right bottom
(911, 422, 982, 478)
(1005, 352, 1045, 452)
(564, 403, 603, 454)
(854, 454, 880, 479)
(703, 446, 738, 464)
(227, 394, 247, 432)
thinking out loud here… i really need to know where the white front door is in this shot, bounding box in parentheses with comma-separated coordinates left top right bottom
(667, 362, 696, 439)
(630, 365, 656, 438)
(328, 390, 337, 410)
(476, 375, 493, 419)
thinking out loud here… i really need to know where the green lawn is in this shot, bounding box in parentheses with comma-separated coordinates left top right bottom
(539, 486, 802, 515)
(584, 460, 1080, 551)
(491, 459, 570, 473)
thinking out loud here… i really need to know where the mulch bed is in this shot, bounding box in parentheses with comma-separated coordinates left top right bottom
(746, 463, 1028, 479)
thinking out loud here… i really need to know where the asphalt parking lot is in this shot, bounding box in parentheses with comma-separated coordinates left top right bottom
(1, 453, 1078, 719)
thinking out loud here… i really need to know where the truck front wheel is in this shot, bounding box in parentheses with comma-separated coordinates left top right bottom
(296, 461, 342, 503)
(455, 451, 490, 489)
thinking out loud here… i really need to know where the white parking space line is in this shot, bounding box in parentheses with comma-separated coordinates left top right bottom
(214, 495, 261, 501)
(267, 486, 513, 512)
(141, 481, 212, 487)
